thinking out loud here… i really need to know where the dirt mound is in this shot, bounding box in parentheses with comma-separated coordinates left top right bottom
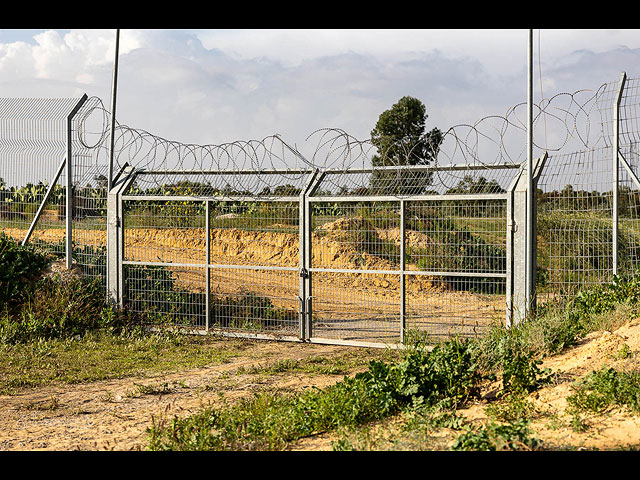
(3, 221, 448, 295)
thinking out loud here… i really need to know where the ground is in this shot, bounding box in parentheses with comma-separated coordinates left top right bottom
(1, 315, 640, 451)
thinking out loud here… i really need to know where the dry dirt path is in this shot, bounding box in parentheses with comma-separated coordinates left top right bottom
(0, 341, 356, 451)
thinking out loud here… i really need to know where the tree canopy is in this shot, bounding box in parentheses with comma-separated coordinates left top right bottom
(369, 96, 443, 195)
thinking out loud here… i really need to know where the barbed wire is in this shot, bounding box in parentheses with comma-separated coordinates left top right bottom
(67, 76, 637, 197)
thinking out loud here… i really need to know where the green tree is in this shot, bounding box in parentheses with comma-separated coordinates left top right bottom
(369, 96, 443, 195)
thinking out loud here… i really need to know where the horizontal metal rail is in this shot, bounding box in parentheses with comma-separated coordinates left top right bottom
(122, 259, 299, 272)
(135, 168, 314, 176)
(122, 194, 301, 202)
(309, 267, 507, 278)
(321, 163, 521, 174)
(309, 193, 508, 203)
(133, 162, 521, 177)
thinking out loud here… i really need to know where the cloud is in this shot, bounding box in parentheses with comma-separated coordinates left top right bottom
(1, 28, 639, 158)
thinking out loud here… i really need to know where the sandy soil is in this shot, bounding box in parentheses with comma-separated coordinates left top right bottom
(0, 341, 353, 451)
(1, 316, 640, 451)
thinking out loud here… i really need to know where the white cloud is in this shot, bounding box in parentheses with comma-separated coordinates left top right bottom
(1, 28, 639, 155)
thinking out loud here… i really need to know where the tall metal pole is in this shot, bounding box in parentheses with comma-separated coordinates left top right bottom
(108, 29, 120, 191)
(526, 29, 534, 316)
(613, 71, 627, 276)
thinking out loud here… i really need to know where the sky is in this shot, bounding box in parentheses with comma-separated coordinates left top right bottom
(1, 28, 639, 162)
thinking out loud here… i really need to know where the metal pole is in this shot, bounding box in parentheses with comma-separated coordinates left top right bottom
(613, 71, 627, 276)
(65, 94, 89, 269)
(205, 200, 211, 331)
(22, 156, 66, 246)
(400, 199, 406, 343)
(526, 29, 534, 315)
(108, 29, 120, 192)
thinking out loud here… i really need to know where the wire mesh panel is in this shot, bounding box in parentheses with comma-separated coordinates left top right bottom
(618, 143, 640, 277)
(208, 268, 299, 335)
(536, 147, 615, 301)
(311, 271, 401, 343)
(404, 199, 507, 343)
(121, 195, 301, 335)
(308, 197, 508, 346)
(207, 200, 300, 336)
(122, 198, 207, 328)
(309, 200, 402, 344)
(125, 264, 207, 328)
(69, 97, 111, 281)
(0, 97, 80, 255)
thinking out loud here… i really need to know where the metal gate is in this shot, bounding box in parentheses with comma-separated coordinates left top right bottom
(305, 195, 510, 347)
(107, 162, 532, 348)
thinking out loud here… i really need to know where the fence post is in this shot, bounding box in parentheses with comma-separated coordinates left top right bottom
(65, 94, 88, 269)
(205, 200, 210, 331)
(508, 153, 547, 327)
(106, 165, 134, 306)
(298, 169, 320, 340)
(613, 72, 627, 276)
(400, 199, 406, 343)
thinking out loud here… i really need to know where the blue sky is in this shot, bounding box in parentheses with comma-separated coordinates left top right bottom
(1, 29, 639, 159)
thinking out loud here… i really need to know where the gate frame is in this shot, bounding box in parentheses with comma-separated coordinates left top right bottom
(106, 161, 542, 347)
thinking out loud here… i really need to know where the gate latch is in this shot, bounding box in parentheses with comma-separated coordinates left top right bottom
(299, 268, 309, 279)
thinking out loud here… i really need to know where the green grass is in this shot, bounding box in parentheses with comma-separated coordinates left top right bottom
(0, 329, 253, 395)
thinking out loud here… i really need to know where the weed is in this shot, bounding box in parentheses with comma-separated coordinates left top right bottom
(451, 419, 541, 451)
(612, 343, 632, 361)
(487, 392, 537, 423)
(569, 414, 591, 433)
(567, 366, 640, 414)
(134, 382, 173, 396)
(0, 233, 51, 306)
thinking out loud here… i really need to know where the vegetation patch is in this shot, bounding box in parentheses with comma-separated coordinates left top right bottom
(567, 366, 640, 415)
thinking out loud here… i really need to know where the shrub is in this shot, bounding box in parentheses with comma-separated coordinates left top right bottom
(0, 233, 51, 306)
(0, 276, 126, 344)
(567, 366, 640, 414)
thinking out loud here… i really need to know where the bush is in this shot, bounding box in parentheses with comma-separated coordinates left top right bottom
(0, 276, 126, 344)
(0, 233, 51, 306)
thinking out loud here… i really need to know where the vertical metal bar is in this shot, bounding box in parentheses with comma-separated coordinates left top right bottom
(304, 191, 313, 339)
(400, 199, 406, 343)
(65, 94, 88, 269)
(108, 29, 120, 192)
(205, 200, 211, 331)
(298, 189, 306, 340)
(106, 188, 118, 304)
(505, 190, 513, 328)
(117, 191, 124, 307)
(66, 115, 73, 268)
(526, 28, 534, 316)
(613, 71, 627, 276)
